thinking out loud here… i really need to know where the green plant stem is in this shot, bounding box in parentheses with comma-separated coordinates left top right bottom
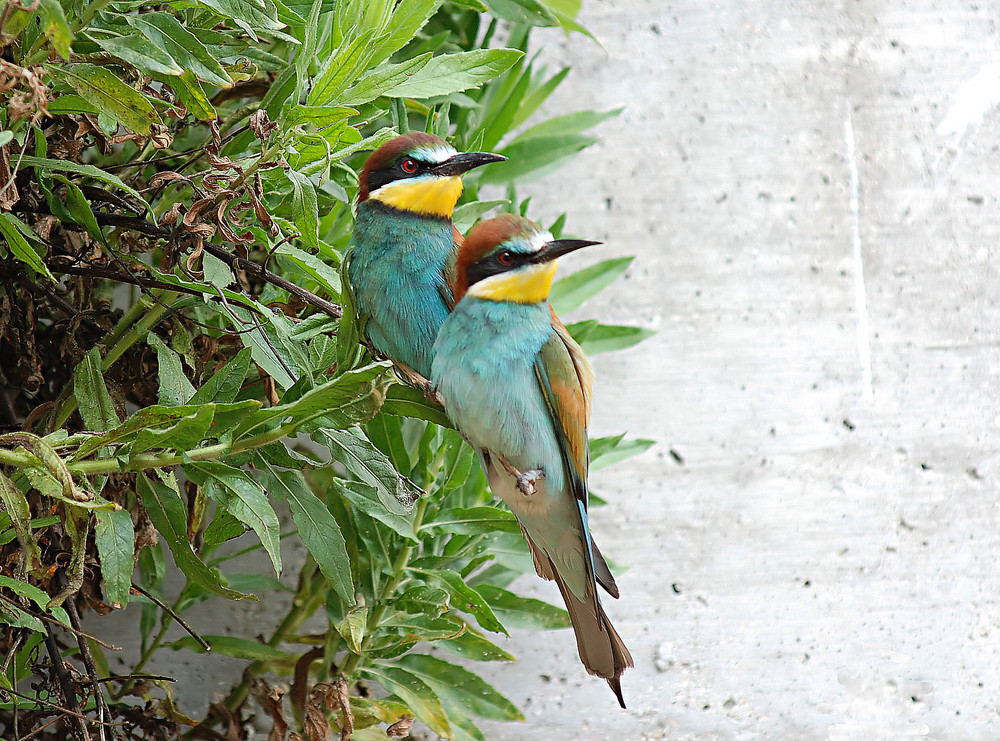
(49, 292, 178, 431)
(340, 497, 429, 680)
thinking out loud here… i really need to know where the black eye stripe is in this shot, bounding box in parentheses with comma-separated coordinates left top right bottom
(466, 250, 528, 287)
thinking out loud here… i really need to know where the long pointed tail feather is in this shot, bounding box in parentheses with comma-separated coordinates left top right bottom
(545, 551, 633, 707)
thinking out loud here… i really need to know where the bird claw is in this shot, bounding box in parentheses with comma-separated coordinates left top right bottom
(394, 362, 444, 405)
(516, 469, 545, 496)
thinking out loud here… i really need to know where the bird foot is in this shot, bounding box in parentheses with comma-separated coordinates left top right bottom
(394, 362, 444, 405)
(495, 456, 544, 496)
(516, 469, 545, 496)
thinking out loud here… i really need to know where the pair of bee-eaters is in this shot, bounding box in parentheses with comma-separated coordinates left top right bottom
(345, 132, 632, 707)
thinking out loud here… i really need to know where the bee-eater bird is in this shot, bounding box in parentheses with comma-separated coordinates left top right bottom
(430, 213, 633, 707)
(346, 132, 505, 381)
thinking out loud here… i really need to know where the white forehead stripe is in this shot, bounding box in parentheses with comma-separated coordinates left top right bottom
(410, 144, 457, 164)
(526, 229, 554, 253)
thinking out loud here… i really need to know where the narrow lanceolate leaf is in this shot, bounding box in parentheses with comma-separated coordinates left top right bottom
(397, 654, 523, 721)
(38, 0, 73, 59)
(549, 256, 634, 314)
(126, 13, 233, 88)
(0, 213, 54, 282)
(276, 244, 341, 299)
(185, 462, 282, 577)
(189, 348, 252, 405)
(437, 627, 516, 662)
(452, 198, 509, 233)
(370, 0, 444, 65)
(0, 575, 71, 628)
(316, 428, 413, 514)
(74, 348, 119, 432)
(168, 635, 288, 660)
(157, 70, 216, 121)
(332, 481, 417, 541)
(129, 405, 214, 456)
(137, 474, 254, 601)
(408, 567, 507, 635)
(422, 507, 519, 536)
(590, 434, 655, 470)
(359, 665, 451, 739)
(195, 0, 292, 42)
(263, 466, 355, 605)
(145, 333, 196, 406)
(339, 54, 432, 107)
(93, 34, 184, 76)
(565, 320, 656, 355)
(94, 508, 135, 608)
(476, 584, 569, 629)
(15, 156, 150, 210)
(483, 0, 558, 26)
(234, 363, 388, 439)
(380, 385, 451, 428)
(284, 170, 320, 253)
(383, 49, 523, 99)
(54, 176, 103, 243)
(46, 64, 161, 135)
(0, 472, 40, 570)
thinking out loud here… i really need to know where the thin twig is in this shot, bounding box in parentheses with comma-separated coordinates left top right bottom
(42, 621, 89, 741)
(129, 582, 211, 651)
(65, 598, 116, 741)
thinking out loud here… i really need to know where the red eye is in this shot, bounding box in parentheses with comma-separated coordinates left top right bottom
(400, 158, 418, 173)
(497, 250, 513, 266)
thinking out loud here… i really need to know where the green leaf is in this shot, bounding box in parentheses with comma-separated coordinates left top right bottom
(234, 363, 388, 439)
(359, 665, 451, 738)
(370, 0, 444, 65)
(275, 243, 340, 298)
(437, 627, 516, 662)
(46, 64, 162, 136)
(339, 53, 432, 106)
(483, 0, 558, 26)
(283, 105, 357, 129)
(0, 131, 12, 147)
(476, 133, 596, 186)
(476, 584, 569, 629)
(285, 170, 320, 253)
(137, 474, 254, 601)
(0, 472, 40, 571)
(589, 434, 655, 470)
(94, 508, 135, 608)
(408, 567, 506, 635)
(0, 213, 54, 282)
(126, 13, 234, 88)
(384, 49, 523, 99)
(158, 69, 216, 120)
(53, 175, 103, 243)
(565, 320, 656, 355)
(452, 198, 508, 233)
(316, 427, 413, 515)
(333, 480, 417, 541)
(335, 607, 367, 653)
(422, 507, 519, 536)
(193, 0, 292, 42)
(93, 34, 184, 76)
(15, 156, 150, 210)
(549, 256, 633, 314)
(38, 0, 73, 60)
(189, 348, 252, 405)
(397, 654, 523, 721)
(168, 635, 288, 660)
(145, 332, 196, 406)
(0, 575, 71, 627)
(74, 348, 119, 432)
(263, 466, 355, 605)
(185, 462, 282, 577)
(380, 384, 451, 427)
(515, 108, 622, 142)
(309, 29, 380, 106)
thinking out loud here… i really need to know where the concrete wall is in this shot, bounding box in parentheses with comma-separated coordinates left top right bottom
(475, 1, 1000, 739)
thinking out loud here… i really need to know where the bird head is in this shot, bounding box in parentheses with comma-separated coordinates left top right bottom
(357, 133, 505, 218)
(450, 213, 600, 305)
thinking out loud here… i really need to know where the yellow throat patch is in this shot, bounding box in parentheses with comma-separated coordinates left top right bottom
(370, 175, 463, 218)
(467, 261, 558, 304)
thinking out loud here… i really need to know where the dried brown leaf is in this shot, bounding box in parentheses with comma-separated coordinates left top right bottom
(386, 717, 414, 738)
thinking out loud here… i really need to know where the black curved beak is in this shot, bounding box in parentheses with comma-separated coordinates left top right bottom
(529, 238, 602, 264)
(432, 151, 507, 176)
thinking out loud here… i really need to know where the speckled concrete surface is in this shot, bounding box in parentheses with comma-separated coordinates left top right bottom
(93, 3, 1000, 739)
(473, 1, 1000, 739)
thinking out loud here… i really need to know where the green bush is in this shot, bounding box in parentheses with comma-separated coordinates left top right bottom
(0, 0, 652, 738)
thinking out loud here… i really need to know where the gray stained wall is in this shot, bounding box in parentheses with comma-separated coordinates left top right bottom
(475, 1, 1000, 739)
